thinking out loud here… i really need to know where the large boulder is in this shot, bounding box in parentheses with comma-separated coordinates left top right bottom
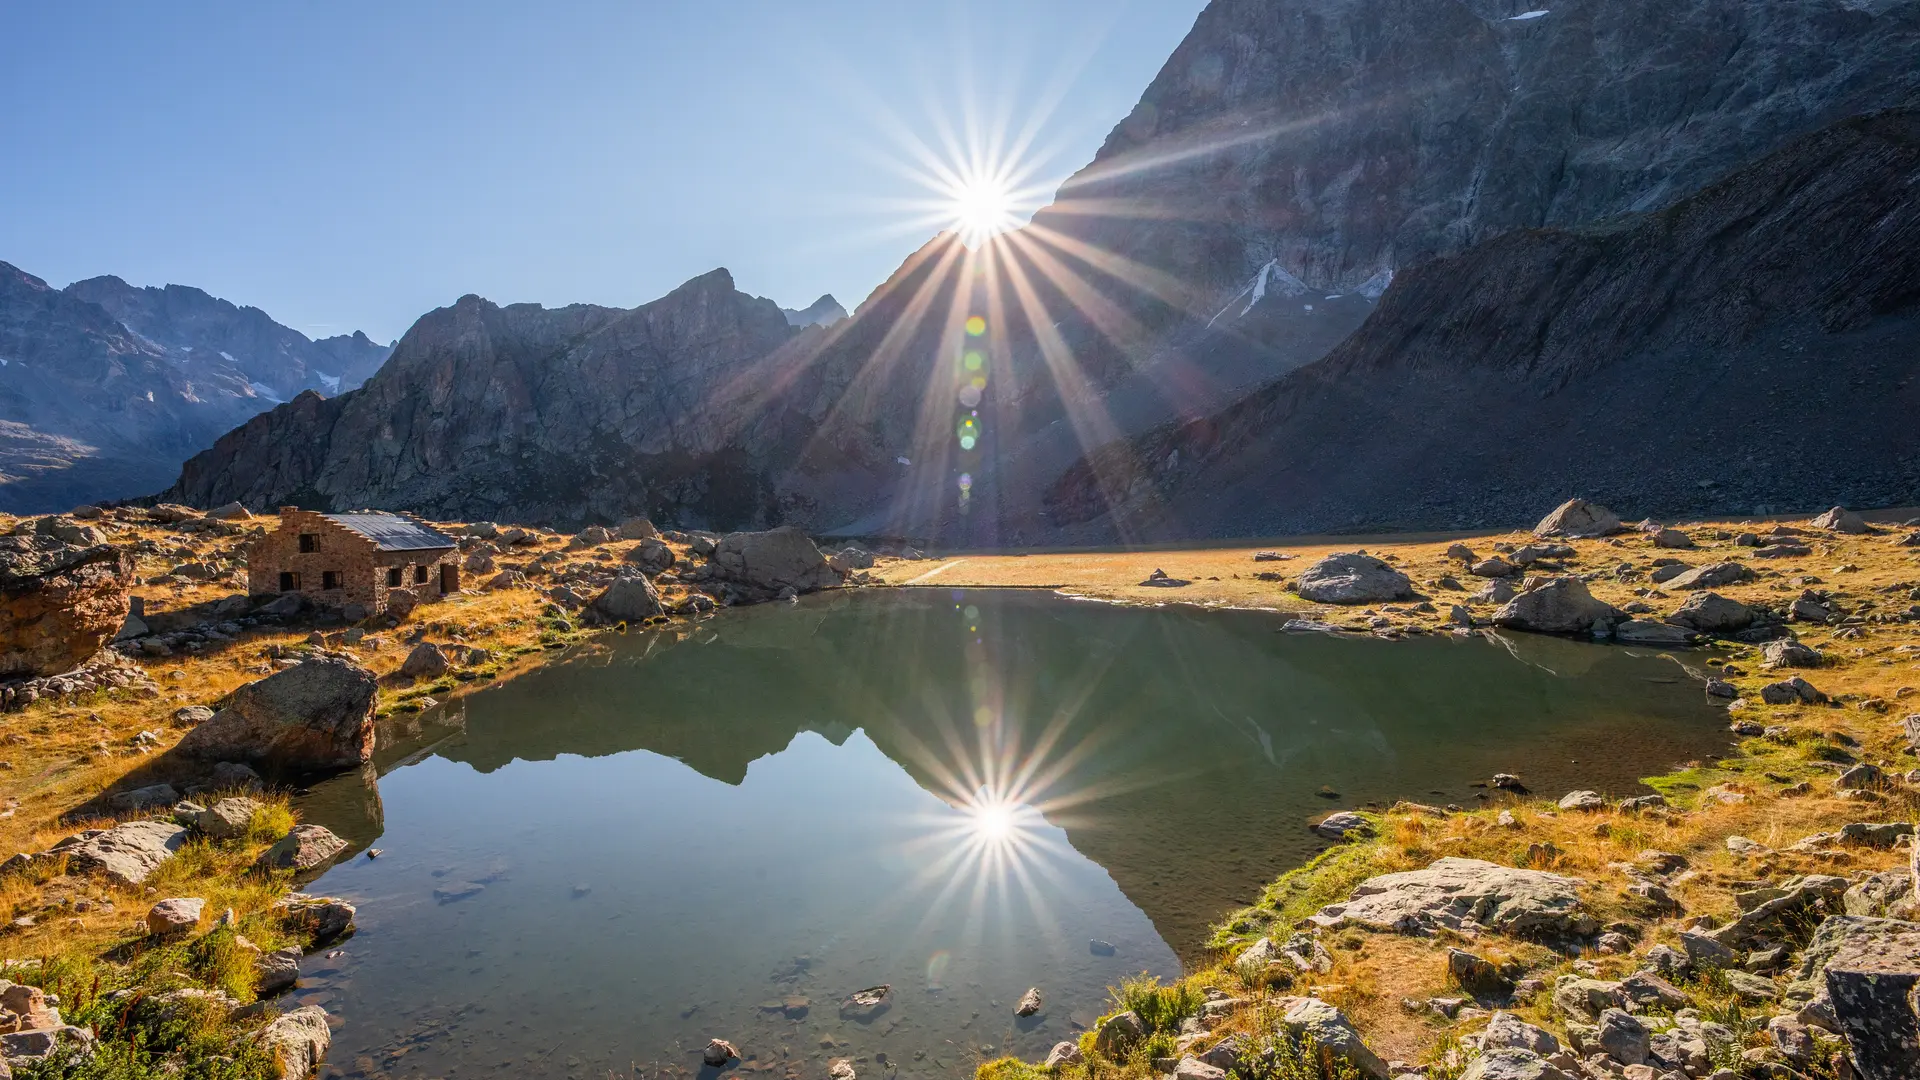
(256, 1004, 331, 1079)
(1811, 506, 1869, 534)
(1663, 592, 1756, 635)
(1292, 553, 1413, 604)
(1661, 562, 1756, 590)
(1461, 1049, 1578, 1080)
(1276, 998, 1389, 1079)
(253, 824, 349, 875)
(624, 538, 675, 574)
(1310, 857, 1596, 938)
(1534, 499, 1622, 539)
(710, 527, 838, 598)
(173, 657, 377, 770)
(1493, 577, 1620, 635)
(1817, 918, 1920, 1080)
(0, 539, 134, 679)
(60, 819, 189, 885)
(587, 575, 664, 623)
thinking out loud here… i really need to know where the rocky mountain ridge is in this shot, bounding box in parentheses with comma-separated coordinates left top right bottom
(0, 261, 390, 514)
(64, 275, 390, 400)
(1045, 108, 1920, 539)
(157, 0, 1920, 538)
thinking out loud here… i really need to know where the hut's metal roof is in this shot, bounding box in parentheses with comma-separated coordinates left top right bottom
(322, 512, 455, 552)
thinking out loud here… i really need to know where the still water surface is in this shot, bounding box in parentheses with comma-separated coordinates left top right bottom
(298, 590, 1727, 1079)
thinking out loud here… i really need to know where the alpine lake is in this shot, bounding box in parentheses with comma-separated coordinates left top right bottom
(291, 589, 1730, 1080)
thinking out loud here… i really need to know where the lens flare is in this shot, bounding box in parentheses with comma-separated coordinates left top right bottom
(965, 316, 986, 336)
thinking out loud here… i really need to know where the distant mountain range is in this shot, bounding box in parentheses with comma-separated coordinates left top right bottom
(157, 0, 1920, 535)
(0, 263, 390, 513)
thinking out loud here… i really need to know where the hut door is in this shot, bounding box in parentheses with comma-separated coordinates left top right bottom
(440, 563, 458, 594)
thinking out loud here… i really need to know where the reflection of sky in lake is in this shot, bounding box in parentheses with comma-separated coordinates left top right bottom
(299, 590, 1728, 1080)
(305, 727, 1176, 1080)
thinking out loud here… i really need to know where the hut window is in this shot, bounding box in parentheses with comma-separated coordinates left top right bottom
(322, 570, 343, 590)
(387, 567, 402, 587)
(298, 534, 318, 553)
(279, 571, 300, 592)
(413, 565, 429, 585)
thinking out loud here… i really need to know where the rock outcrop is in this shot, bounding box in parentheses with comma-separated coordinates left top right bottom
(0, 533, 133, 679)
(1292, 553, 1413, 605)
(1046, 107, 1920, 542)
(1493, 578, 1620, 637)
(709, 527, 839, 599)
(173, 657, 378, 771)
(1309, 857, 1595, 939)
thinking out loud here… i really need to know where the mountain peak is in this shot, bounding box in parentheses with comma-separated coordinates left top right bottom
(781, 293, 848, 328)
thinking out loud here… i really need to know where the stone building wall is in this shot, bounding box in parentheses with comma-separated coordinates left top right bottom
(246, 509, 458, 614)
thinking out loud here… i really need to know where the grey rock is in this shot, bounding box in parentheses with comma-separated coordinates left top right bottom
(172, 656, 377, 770)
(1810, 506, 1869, 535)
(257, 1004, 332, 1079)
(1594, 1008, 1650, 1066)
(1311, 857, 1595, 938)
(1459, 1048, 1577, 1080)
(399, 642, 450, 678)
(255, 946, 301, 996)
(1845, 872, 1914, 918)
(1760, 676, 1826, 705)
(1449, 948, 1513, 998)
(1664, 592, 1755, 635)
(1556, 790, 1605, 812)
(253, 824, 348, 875)
(710, 527, 838, 599)
(1661, 563, 1756, 591)
(1761, 639, 1823, 669)
(1493, 577, 1620, 636)
(1650, 528, 1693, 549)
(62, 819, 189, 885)
(1481, 1011, 1560, 1056)
(1534, 500, 1622, 540)
(1613, 619, 1693, 645)
(1293, 552, 1413, 604)
(188, 796, 262, 841)
(1276, 997, 1388, 1079)
(1471, 557, 1516, 578)
(1094, 1010, 1146, 1056)
(1045, 1041, 1084, 1067)
(616, 518, 658, 541)
(587, 574, 664, 623)
(145, 897, 204, 938)
(273, 894, 356, 942)
(1172, 1056, 1226, 1080)
(1552, 977, 1623, 1021)
(1820, 918, 1920, 1080)
(1722, 969, 1778, 1002)
(1313, 811, 1374, 841)
(1618, 972, 1689, 1011)
(108, 783, 180, 813)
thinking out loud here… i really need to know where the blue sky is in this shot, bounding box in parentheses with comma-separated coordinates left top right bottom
(0, 1, 1205, 343)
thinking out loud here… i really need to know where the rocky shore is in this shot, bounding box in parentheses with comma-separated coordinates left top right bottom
(0, 498, 1915, 1078)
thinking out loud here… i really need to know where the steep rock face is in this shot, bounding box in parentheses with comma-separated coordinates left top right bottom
(0, 264, 390, 512)
(0, 263, 266, 512)
(163, 270, 862, 527)
(1046, 0, 1920, 306)
(64, 276, 390, 399)
(1045, 109, 1920, 539)
(796, 0, 1920, 541)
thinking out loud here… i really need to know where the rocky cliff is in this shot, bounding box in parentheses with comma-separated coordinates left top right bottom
(1044, 109, 1920, 538)
(0, 263, 391, 513)
(162, 270, 866, 527)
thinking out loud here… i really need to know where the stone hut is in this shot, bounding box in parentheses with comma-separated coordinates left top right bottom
(248, 509, 458, 615)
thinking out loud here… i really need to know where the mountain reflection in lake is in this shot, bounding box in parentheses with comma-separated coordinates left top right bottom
(299, 589, 1727, 1079)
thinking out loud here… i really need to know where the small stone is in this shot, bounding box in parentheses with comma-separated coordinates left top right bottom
(146, 897, 204, 938)
(702, 1039, 739, 1067)
(1014, 987, 1042, 1017)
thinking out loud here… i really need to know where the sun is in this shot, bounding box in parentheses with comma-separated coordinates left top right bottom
(947, 169, 1020, 249)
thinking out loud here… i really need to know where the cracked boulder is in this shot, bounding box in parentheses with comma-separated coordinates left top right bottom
(1310, 857, 1595, 938)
